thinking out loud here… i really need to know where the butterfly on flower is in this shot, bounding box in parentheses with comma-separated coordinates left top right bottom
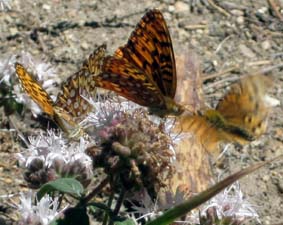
(176, 75, 274, 154)
(15, 44, 106, 137)
(92, 9, 184, 117)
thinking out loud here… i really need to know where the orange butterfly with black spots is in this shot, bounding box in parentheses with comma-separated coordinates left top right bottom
(176, 74, 274, 154)
(15, 44, 106, 136)
(93, 9, 184, 117)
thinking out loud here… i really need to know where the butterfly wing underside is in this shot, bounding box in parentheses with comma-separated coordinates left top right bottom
(56, 44, 106, 121)
(15, 45, 106, 136)
(82, 44, 107, 75)
(55, 69, 96, 120)
(15, 63, 55, 117)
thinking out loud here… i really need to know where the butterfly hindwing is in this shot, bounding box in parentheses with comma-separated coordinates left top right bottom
(82, 44, 107, 74)
(56, 44, 106, 121)
(55, 70, 95, 120)
(95, 56, 165, 107)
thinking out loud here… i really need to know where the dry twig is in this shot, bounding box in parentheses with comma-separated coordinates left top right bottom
(267, 0, 283, 21)
(202, 66, 239, 82)
(207, 0, 230, 17)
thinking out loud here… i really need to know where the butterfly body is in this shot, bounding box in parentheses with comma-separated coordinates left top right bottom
(149, 96, 184, 117)
(203, 109, 255, 142)
(93, 9, 184, 117)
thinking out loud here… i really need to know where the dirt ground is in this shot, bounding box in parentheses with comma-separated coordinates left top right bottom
(0, 0, 283, 224)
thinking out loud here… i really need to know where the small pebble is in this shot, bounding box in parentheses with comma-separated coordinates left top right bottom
(258, 7, 268, 14)
(42, 4, 51, 10)
(262, 175, 269, 182)
(236, 16, 244, 25)
(9, 27, 18, 36)
(261, 40, 271, 50)
(4, 178, 13, 184)
(168, 5, 175, 12)
(239, 44, 256, 58)
(81, 42, 89, 50)
(174, 1, 189, 13)
(230, 9, 244, 16)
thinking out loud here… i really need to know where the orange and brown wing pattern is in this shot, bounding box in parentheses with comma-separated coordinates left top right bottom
(115, 9, 176, 98)
(15, 45, 106, 136)
(56, 44, 105, 120)
(216, 75, 272, 138)
(95, 56, 165, 107)
(15, 63, 55, 117)
(92, 10, 183, 116)
(82, 44, 106, 74)
(55, 69, 97, 120)
(177, 75, 273, 155)
(15, 63, 80, 135)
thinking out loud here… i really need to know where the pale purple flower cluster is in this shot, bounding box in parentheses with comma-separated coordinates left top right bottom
(127, 182, 259, 224)
(18, 130, 92, 170)
(0, 54, 16, 84)
(18, 191, 61, 225)
(188, 182, 259, 224)
(0, 0, 11, 10)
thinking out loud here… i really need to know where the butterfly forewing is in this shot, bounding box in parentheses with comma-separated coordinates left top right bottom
(115, 9, 177, 98)
(15, 63, 55, 116)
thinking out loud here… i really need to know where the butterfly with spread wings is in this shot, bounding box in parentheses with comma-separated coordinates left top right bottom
(15, 44, 106, 137)
(92, 9, 184, 117)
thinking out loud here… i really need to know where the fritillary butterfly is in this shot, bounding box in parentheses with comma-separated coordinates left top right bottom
(15, 44, 106, 136)
(93, 9, 184, 117)
(177, 75, 273, 153)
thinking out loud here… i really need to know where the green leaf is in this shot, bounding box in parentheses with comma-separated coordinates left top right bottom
(50, 207, 89, 225)
(37, 178, 84, 201)
(145, 155, 283, 225)
(87, 202, 124, 222)
(87, 202, 112, 212)
(114, 218, 136, 225)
